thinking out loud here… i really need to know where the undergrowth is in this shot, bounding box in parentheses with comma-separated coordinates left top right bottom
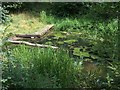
(2, 45, 119, 89)
(2, 45, 80, 88)
(1, 2, 119, 89)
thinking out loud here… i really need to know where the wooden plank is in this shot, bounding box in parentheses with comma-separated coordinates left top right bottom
(15, 34, 41, 38)
(7, 24, 56, 49)
(15, 24, 54, 38)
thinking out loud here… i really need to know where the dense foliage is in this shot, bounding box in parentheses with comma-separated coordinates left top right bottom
(50, 3, 89, 17)
(2, 2, 23, 10)
(1, 2, 119, 89)
(1, 2, 24, 24)
(1, 45, 117, 89)
(50, 2, 119, 18)
(0, 5, 9, 24)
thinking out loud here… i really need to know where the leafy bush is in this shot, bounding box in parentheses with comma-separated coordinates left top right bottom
(107, 61, 120, 89)
(0, 2, 24, 24)
(40, 11, 57, 24)
(91, 19, 118, 62)
(89, 3, 119, 19)
(0, 5, 10, 24)
(56, 18, 80, 31)
(50, 2, 119, 19)
(2, 2, 23, 11)
(50, 2, 89, 17)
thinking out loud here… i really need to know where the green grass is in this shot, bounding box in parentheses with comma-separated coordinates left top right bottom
(3, 45, 119, 89)
(3, 45, 81, 88)
(1, 3, 119, 89)
(2, 11, 46, 35)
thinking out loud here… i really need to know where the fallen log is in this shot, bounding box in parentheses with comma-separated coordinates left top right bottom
(15, 24, 54, 38)
(8, 40, 58, 49)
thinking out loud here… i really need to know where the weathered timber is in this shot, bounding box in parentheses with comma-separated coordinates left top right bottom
(8, 40, 58, 49)
(15, 34, 41, 38)
(15, 24, 54, 38)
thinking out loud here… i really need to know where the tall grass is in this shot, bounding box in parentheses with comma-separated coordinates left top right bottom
(3, 45, 119, 89)
(3, 45, 81, 88)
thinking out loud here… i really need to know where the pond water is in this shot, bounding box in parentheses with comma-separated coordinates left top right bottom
(38, 31, 99, 61)
(37, 31, 107, 75)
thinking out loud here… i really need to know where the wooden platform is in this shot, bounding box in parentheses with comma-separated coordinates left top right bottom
(15, 24, 54, 38)
(8, 24, 58, 49)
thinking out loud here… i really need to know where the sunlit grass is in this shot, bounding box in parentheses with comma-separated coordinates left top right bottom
(2, 12, 46, 35)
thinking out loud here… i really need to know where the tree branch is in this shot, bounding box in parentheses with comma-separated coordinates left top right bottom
(8, 40, 58, 49)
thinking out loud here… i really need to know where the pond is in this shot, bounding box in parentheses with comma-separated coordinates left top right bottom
(36, 31, 107, 75)
(38, 31, 99, 61)
(7, 30, 107, 75)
